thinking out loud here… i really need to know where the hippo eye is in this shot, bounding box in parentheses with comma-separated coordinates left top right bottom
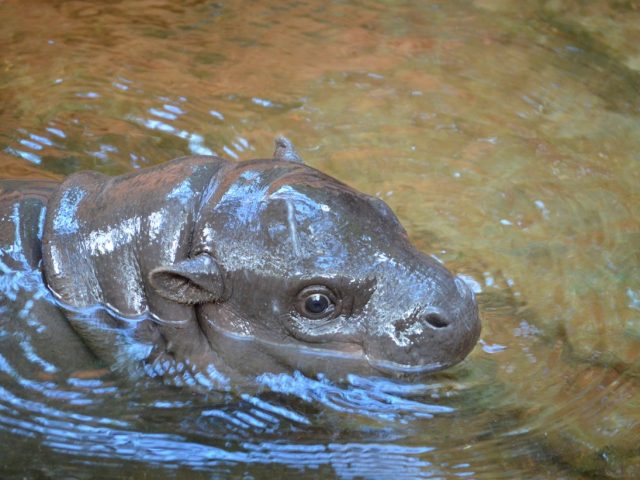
(295, 286, 339, 319)
(305, 294, 330, 314)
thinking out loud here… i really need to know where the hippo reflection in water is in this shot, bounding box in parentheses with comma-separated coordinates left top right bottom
(0, 137, 480, 389)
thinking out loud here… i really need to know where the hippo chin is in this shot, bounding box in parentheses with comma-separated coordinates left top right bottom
(0, 137, 480, 389)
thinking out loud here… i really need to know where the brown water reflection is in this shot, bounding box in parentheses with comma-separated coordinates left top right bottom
(1, 0, 639, 478)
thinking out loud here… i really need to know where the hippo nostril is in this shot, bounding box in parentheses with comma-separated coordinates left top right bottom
(423, 312, 450, 329)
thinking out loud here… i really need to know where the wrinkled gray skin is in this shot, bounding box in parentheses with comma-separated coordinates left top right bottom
(0, 138, 480, 389)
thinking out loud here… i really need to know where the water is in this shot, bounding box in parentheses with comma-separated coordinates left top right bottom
(1, 0, 639, 478)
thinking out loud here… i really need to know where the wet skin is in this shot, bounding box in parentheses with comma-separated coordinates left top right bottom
(0, 138, 480, 389)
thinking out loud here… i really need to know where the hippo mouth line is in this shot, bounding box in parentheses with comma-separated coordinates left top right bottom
(205, 320, 449, 377)
(365, 357, 448, 376)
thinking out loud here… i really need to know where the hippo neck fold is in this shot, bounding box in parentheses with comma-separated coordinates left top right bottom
(41, 156, 226, 372)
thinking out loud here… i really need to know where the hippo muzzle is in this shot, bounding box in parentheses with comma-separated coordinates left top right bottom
(363, 261, 480, 376)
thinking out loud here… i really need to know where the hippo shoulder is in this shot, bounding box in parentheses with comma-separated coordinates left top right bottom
(41, 156, 229, 309)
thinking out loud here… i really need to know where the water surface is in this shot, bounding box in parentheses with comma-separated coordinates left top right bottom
(1, 0, 639, 478)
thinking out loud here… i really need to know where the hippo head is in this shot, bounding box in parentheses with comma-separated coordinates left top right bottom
(149, 139, 480, 381)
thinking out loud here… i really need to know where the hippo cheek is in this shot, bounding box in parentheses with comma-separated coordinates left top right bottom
(195, 304, 387, 379)
(195, 304, 296, 377)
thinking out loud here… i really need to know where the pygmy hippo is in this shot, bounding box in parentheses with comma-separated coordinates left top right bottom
(0, 137, 480, 389)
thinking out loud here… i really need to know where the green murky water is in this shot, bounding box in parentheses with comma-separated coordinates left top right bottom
(1, 0, 639, 478)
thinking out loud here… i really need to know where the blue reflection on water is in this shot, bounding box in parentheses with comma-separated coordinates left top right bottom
(0, 368, 447, 478)
(130, 114, 216, 156)
(75, 92, 101, 99)
(3, 81, 259, 174)
(4, 146, 42, 165)
(89, 143, 119, 161)
(210, 110, 225, 120)
(19, 139, 43, 151)
(45, 127, 66, 139)
(0, 337, 464, 479)
(149, 107, 178, 121)
(257, 371, 453, 421)
(251, 97, 283, 109)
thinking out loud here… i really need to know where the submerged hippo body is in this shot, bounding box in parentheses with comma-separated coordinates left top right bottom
(0, 138, 480, 389)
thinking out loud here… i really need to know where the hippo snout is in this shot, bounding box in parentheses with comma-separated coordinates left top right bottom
(364, 272, 481, 376)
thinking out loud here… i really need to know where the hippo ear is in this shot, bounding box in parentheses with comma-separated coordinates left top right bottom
(148, 253, 225, 304)
(367, 196, 408, 237)
(273, 136, 304, 163)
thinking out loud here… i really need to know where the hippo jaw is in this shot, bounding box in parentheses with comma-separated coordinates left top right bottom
(201, 318, 451, 379)
(195, 297, 478, 382)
